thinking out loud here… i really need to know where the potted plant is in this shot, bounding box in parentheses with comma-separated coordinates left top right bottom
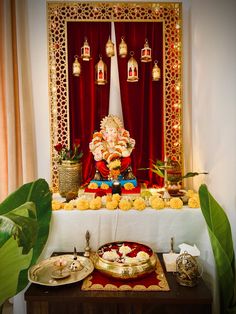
(54, 139, 83, 197)
(140, 159, 208, 195)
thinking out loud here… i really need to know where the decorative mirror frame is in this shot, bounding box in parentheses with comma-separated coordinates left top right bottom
(47, 1, 183, 191)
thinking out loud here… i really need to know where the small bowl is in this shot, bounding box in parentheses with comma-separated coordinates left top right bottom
(94, 241, 157, 280)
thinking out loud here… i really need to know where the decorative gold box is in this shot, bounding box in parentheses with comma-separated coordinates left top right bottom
(94, 241, 157, 280)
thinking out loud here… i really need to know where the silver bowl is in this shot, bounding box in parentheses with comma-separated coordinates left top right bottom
(94, 241, 157, 280)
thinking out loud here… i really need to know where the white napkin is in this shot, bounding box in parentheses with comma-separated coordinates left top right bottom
(178, 243, 200, 256)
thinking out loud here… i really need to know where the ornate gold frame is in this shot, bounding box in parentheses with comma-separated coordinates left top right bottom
(47, 2, 183, 191)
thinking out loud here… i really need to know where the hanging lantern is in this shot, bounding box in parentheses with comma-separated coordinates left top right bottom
(81, 37, 90, 61)
(72, 55, 81, 77)
(95, 55, 107, 85)
(119, 36, 127, 58)
(152, 60, 161, 81)
(106, 36, 115, 57)
(127, 52, 139, 82)
(141, 38, 152, 62)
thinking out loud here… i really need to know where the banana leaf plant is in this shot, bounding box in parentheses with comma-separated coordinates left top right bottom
(199, 184, 236, 314)
(0, 179, 52, 312)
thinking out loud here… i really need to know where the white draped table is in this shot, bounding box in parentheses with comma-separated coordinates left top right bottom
(15, 206, 219, 314)
(43, 206, 211, 258)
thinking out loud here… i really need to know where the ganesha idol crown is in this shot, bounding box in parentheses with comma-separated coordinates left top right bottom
(100, 114, 123, 130)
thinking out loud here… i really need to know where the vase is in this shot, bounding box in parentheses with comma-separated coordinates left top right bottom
(58, 161, 82, 197)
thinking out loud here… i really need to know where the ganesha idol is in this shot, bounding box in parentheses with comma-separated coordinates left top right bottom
(89, 115, 137, 187)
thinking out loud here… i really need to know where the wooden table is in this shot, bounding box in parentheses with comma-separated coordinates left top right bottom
(24, 253, 212, 314)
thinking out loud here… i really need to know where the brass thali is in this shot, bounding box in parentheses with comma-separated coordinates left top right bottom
(28, 254, 94, 286)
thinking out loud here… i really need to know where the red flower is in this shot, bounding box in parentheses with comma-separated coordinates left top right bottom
(54, 140, 83, 163)
(54, 143, 63, 152)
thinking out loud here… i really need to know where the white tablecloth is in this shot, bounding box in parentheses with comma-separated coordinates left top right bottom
(41, 207, 212, 261)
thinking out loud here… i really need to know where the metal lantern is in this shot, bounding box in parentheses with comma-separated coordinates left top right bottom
(152, 60, 161, 81)
(141, 38, 152, 62)
(72, 55, 81, 77)
(106, 36, 115, 57)
(119, 36, 127, 58)
(95, 56, 107, 85)
(81, 37, 90, 61)
(127, 52, 139, 82)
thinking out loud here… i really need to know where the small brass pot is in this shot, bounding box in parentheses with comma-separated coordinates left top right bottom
(94, 241, 157, 280)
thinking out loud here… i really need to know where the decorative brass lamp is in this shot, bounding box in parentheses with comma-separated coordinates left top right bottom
(152, 60, 161, 81)
(106, 36, 115, 57)
(127, 52, 139, 82)
(72, 55, 81, 77)
(95, 55, 107, 85)
(141, 38, 152, 62)
(81, 37, 90, 61)
(119, 36, 127, 58)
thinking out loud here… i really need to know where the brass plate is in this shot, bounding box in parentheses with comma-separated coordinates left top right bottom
(28, 254, 94, 286)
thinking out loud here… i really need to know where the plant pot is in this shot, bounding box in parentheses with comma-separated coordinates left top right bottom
(58, 161, 82, 197)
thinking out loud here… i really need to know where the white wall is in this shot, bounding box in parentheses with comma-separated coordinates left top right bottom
(190, 0, 236, 245)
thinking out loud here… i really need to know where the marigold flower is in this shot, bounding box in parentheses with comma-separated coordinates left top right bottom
(88, 182, 98, 189)
(76, 198, 90, 210)
(149, 195, 158, 204)
(106, 200, 118, 210)
(151, 197, 165, 210)
(100, 183, 109, 190)
(51, 201, 62, 210)
(170, 197, 183, 209)
(186, 189, 195, 198)
(108, 159, 121, 170)
(112, 193, 121, 202)
(106, 195, 112, 202)
(124, 182, 135, 190)
(188, 196, 200, 208)
(90, 197, 102, 209)
(119, 199, 132, 211)
(64, 203, 74, 210)
(133, 197, 146, 210)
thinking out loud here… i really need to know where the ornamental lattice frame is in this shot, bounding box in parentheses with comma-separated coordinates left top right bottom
(47, 1, 183, 191)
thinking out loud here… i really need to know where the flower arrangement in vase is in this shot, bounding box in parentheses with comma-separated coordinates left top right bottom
(54, 139, 83, 197)
(54, 139, 83, 164)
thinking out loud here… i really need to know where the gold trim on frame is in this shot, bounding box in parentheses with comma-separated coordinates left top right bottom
(47, 2, 183, 191)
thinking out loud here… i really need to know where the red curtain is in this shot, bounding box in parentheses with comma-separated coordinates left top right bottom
(114, 22, 164, 186)
(67, 22, 111, 184)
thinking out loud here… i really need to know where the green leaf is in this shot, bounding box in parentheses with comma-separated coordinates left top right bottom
(0, 237, 32, 306)
(199, 184, 236, 313)
(0, 179, 52, 264)
(0, 179, 52, 305)
(151, 163, 165, 178)
(0, 202, 38, 254)
(182, 172, 208, 179)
